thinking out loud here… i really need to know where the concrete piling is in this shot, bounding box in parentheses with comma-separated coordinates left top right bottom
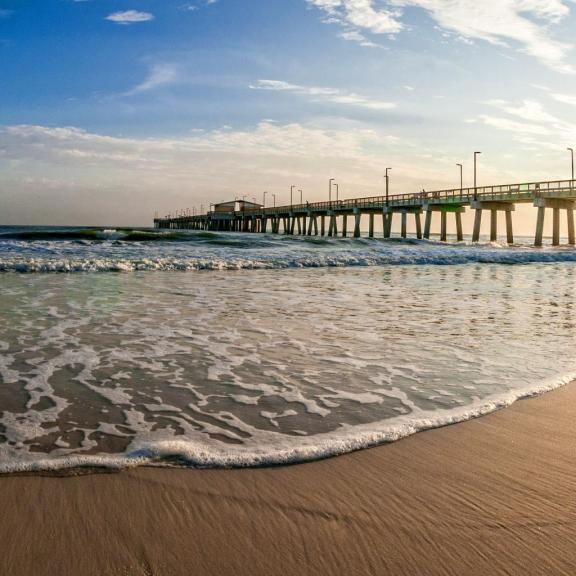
(401, 212, 408, 239)
(415, 213, 423, 240)
(568, 209, 575, 245)
(534, 198, 575, 247)
(354, 211, 361, 238)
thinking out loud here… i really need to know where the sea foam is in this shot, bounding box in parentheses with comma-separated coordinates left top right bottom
(1, 244, 576, 273)
(1, 230, 575, 474)
(0, 370, 573, 474)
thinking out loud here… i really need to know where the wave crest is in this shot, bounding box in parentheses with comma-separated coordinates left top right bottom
(1, 246, 576, 273)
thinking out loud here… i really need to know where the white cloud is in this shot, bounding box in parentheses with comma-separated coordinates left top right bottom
(307, 0, 575, 73)
(0, 122, 395, 163)
(106, 10, 155, 24)
(474, 98, 576, 150)
(0, 121, 413, 225)
(179, 0, 219, 10)
(125, 63, 179, 95)
(478, 115, 552, 136)
(484, 99, 560, 124)
(550, 92, 576, 106)
(250, 79, 397, 110)
(307, 0, 402, 37)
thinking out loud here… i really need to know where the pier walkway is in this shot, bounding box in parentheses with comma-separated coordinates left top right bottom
(154, 179, 576, 246)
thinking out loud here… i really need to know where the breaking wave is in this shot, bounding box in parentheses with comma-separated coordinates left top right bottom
(1, 371, 573, 474)
(1, 245, 576, 273)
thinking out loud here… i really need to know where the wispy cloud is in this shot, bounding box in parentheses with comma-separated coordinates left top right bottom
(106, 10, 155, 24)
(179, 0, 219, 11)
(125, 63, 179, 96)
(474, 98, 576, 150)
(307, 0, 575, 73)
(550, 92, 576, 107)
(250, 79, 397, 110)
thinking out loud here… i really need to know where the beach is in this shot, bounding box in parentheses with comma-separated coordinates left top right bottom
(5, 1, 576, 573)
(2, 382, 575, 576)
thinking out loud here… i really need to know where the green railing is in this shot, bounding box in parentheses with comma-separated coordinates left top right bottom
(156, 178, 576, 222)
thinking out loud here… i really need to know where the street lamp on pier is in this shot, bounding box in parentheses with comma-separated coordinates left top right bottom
(474, 152, 481, 200)
(263, 191, 268, 207)
(456, 163, 463, 194)
(299, 189, 303, 204)
(568, 148, 574, 181)
(385, 168, 392, 205)
(329, 178, 335, 203)
(290, 185, 295, 207)
(335, 183, 339, 201)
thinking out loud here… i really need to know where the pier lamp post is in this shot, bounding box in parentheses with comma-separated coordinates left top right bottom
(263, 191, 268, 207)
(299, 190, 303, 204)
(385, 168, 392, 205)
(456, 163, 463, 194)
(474, 152, 481, 201)
(568, 148, 574, 181)
(290, 185, 295, 207)
(272, 193, 276, 207)
(335, 183, 339, 202)
(329, 178, 335, 203)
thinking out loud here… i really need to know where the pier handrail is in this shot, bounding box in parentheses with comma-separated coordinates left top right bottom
(235, 178, 576, 216)
(154, 178, 576, 222)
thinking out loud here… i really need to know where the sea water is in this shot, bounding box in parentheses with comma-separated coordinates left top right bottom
(1, 226, 575, 473)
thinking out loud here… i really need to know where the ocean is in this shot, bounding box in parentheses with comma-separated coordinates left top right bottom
(1, 225, 575, 473)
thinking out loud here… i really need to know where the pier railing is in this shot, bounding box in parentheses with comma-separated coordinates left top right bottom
(236, 178, 576, 216)
(156, 178, 576, 222)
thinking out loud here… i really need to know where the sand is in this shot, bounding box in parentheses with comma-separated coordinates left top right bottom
(2, 384, 576, 576)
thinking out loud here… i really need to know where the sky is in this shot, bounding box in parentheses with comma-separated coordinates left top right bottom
(2, 0, 576, 232)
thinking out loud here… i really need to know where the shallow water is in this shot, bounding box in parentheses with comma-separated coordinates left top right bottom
(0, 227, 575, 472)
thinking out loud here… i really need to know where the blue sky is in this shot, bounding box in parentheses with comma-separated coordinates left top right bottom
(2, 0, 576, 229)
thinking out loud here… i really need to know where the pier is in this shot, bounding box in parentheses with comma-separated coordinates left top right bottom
(154, 179, 576, 246)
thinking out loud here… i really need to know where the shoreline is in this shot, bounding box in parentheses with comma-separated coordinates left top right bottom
(2, 369, 574, 475)
(2, 382, 576, 575)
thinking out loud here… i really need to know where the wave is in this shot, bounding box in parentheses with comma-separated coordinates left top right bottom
(0, 371, 573, 474)
(0, 228, 212, 243)
(2, 246, 576, 272)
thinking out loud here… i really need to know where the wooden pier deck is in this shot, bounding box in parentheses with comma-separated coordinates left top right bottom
(154, 179, 576, 246)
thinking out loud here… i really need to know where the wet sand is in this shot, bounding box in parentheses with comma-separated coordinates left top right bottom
(2, 384, 576, 576)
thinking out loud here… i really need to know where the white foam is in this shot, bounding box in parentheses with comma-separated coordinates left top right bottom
(1, 256, 575, 474)
(1, 243, 576, 273)
(0, 370, 573, 474)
